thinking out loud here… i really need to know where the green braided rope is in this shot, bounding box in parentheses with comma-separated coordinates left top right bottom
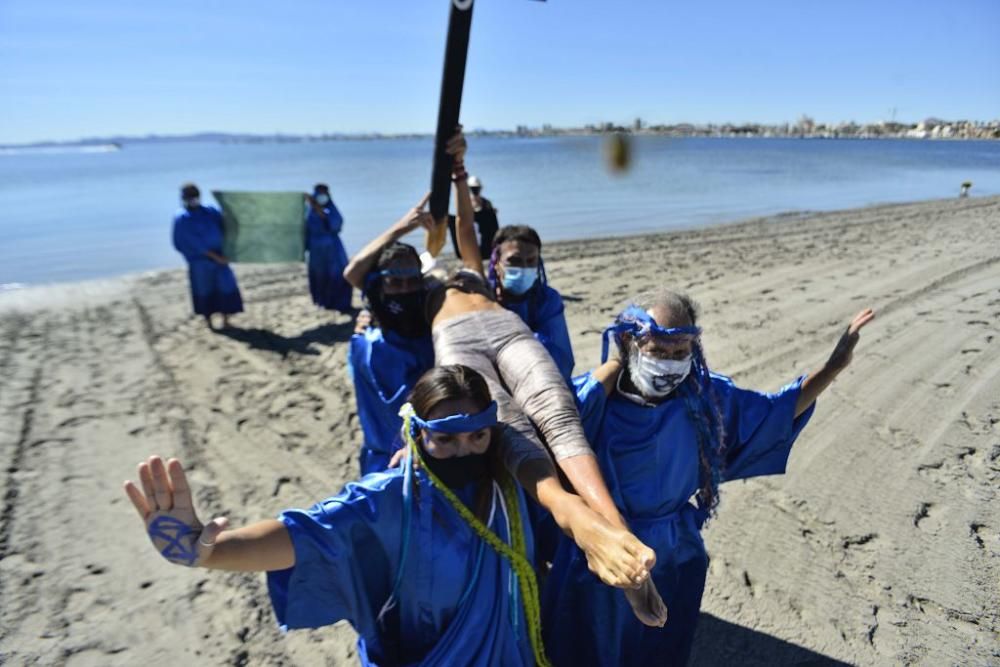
(402, 407, 551, 667)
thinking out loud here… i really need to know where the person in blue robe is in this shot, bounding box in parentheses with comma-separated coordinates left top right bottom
(343, 206, 437, 476)
(305, 183, 353, 314)
(172, 183, 243, 329)
(486, 225, 575, 382)
(348, 322, 434, 475)
(542, 289, 875, 666)
(343, 132, 662, 610)
(123, 365, 552, 667)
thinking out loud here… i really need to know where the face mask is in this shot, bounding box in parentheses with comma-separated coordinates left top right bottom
(183, 197, 200, 208)
(500, 266, 539, 295)
(370, 289, 429, 338)
(315, 193, 330, 205)
(627, 346, 692, 398)
(419, 440, 490, 489)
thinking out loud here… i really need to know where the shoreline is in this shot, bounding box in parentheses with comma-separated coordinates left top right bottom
(1, 195, 997, 664)
(3, 195, 997, 312)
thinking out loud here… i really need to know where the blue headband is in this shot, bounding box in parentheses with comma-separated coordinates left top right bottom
(409, 401, 498, 434)
(601, 305, 702, 362)
(379, 267, 422, 278)
(363, 266, 423, 295)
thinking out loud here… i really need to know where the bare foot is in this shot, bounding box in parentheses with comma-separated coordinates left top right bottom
(624, 578, 668, 627)
(568, 505, 656, 589)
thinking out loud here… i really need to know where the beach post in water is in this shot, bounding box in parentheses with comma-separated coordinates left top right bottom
(604, 132, 633, 173)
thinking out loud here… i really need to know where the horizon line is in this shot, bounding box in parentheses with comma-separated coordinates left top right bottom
(5, 116, 1000, 149)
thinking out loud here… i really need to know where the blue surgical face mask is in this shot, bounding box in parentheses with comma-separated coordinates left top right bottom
(500, 266, 538, 295)
(315, 193, 330, 205)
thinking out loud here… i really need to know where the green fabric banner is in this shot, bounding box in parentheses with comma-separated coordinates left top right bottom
(213, 191, 306, 263)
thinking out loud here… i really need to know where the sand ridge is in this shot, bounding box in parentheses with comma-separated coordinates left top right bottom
(0, 196, 997, 665)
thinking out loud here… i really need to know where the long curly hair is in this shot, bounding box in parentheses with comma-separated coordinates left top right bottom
(630, 289, 727, 519)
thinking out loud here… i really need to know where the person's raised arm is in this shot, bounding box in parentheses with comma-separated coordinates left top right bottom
(795, 308, 875, 416)
(305, 194, 329, 220)
(343, 193, 432, 289)
(592, 358, 623, 397)
(446, 130, 485, 276)
(124, 456, 293, 572)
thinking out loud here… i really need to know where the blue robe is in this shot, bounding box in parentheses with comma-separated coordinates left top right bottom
(347, 327, 434, 475)
(172, 206, 243, 316)
(542, 372, 816, 667)
(306, 203, 352, 313)
(502, 285, 575, 382)
(267, 463, 537, 666)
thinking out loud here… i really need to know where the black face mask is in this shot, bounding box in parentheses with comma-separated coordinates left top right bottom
(370, 289, 429, 338)
(419, 441, 491, 489)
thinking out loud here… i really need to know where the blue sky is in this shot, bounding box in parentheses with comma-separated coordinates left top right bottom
(1, 0, 998, 144)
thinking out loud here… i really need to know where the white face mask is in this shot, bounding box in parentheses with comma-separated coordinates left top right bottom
(315, 193, 330, 205)
(627, 346, 692, 398)
(184, 197, 200, 208)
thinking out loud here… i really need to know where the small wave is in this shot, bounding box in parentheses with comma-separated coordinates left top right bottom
(0, 276, 135, 314)
(0, 144, 121, 156)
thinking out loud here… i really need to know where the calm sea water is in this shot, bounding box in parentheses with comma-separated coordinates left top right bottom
(2, 136, 999, 287)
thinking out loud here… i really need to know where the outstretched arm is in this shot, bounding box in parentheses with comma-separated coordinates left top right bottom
(342, 193, 433, 289)
(305, 194, 329, 220)
(593, 358, 623, 397)
(124, 456, 293, 572)
(795, 308, 875, 416)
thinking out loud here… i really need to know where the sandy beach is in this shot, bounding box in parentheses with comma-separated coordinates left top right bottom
(1, 195, 997, 666)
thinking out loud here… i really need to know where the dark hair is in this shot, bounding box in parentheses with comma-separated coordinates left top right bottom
(408, 365, 501, 520)
(313, 183, 329, 193)
(631, 289, 724, 519)
(410, 364, 492, 420)
(180, 182, 199, 197)
(362, 241, 421, 300)
(376, 241, 419, 271)
(487, 225, 547, 327)
(493, 225, 542, 251)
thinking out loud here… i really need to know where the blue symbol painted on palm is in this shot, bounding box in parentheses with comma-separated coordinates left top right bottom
(148, 515, 199, 566)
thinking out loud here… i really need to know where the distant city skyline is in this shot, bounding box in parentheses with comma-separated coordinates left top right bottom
(6, 114, 1000, 150)
(2, 0, 998, 144)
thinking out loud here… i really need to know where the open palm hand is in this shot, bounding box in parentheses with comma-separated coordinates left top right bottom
(123, 456, 228, 567)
